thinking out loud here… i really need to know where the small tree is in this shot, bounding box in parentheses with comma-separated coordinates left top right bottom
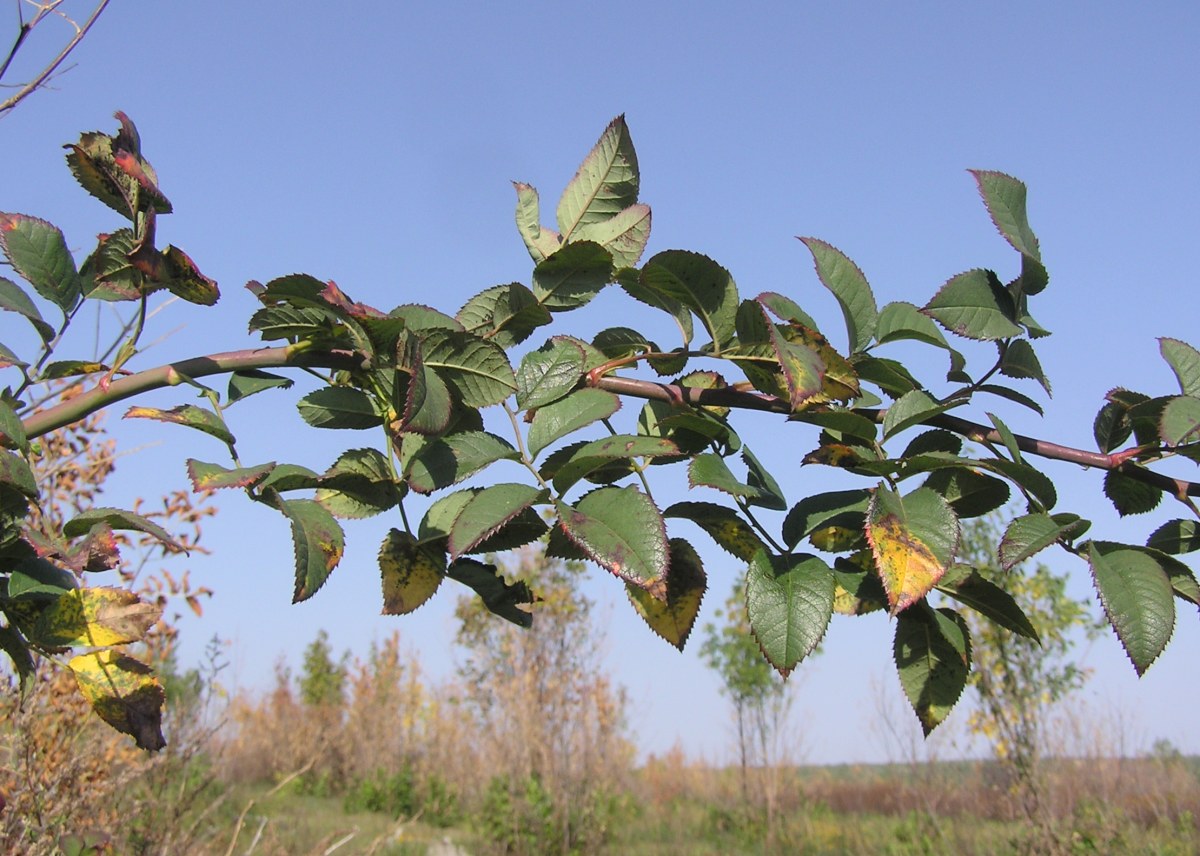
(700, 575, 798, 847)
(960, 513, 1103, 844)
(298, 628, 347, 709)
(455, 548, 633, 855)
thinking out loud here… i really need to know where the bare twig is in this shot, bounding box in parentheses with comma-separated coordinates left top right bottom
(0, 0, 112, 117)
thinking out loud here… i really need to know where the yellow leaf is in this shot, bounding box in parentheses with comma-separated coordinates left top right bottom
(35, 587, 162, 647)
(379, 529, 444, 615)
(69, 650, 166, 751)
(866, 514, 946, 615)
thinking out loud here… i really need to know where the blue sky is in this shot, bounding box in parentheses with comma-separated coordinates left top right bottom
(4, 2, 1199, 764)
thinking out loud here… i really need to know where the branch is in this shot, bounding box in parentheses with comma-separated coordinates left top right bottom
(591, 375, 1200, 500)
(21, 345, 367, 440)
(0, 0, 111, 117)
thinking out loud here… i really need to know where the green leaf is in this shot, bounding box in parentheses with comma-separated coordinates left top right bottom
(999, 339, 1051, 396)
(1146, 519, 1200, 555)
(0, 213, 81, 314)
(797, 238, 877, 352)
(446, 557, 534, 628)
(894, 605, 971, 735)
(531, 241, 614, 311)
(418, 329, 517, 407)
(617, 267, 695, 347)
(526, 388, 619, 459)
(0, 626, 34, 694)
(512, 182, 562, 263)
(405, 431, 518, 494)
(125, 403, 235, 446)
(882, 389, 954, 440)
(664, 501, 765, 562)
(969, 170, 1046, 294)
(6, 558, 78, 600)
(866, 486, 959, 615)
(1087, 541, 1175, 676)
(1160, 395, 1200, 448)
(228, 370, 293, 404)
(978, 458, 1057, 510)
(551, 434, 677, 494)
(640, 251, 739, 353)
(256, 463, 321, 493)
(922, 467, 1010, 519)
(448, 483, 546, 559)
(69, 650, 165, 751)
(556, 115, 640, 241)
(277, 499, 345, 603)
(923, 269, 1022, 341)
(936, 568, 1039, 641)
(63, 507, 182, 551)
(998, 512, 1086, 570)
(0, 400, 27, 453)
(393, 331, 454, 436)
(626, 538, 706, 650)
(782, 489, 870, 551)
(387, 304, 463, 332)
(688, 453, 777, 506)
(457, 282, 551, 348)
(746, 549, 835, 677)
(187, 459, 275, 492)
(0, 276, 55, 341)
(573, 203, 652, 268)
(876, 301, 950, 349)
(741, 447, 787, 511)
(296, 387, 382, 430)
(1103, 469, 1162, 517)
(756, 290, 820, 332)
(379, 528, 444, 615)
(316, 448, 401, 519)
(517, 337, 586, 409)
(1160, 338, 1200, 396)
(557, 486, 669, 594)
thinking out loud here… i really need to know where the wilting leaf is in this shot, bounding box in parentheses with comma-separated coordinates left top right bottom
(277, 499, 344, 603)
(69, 650, 165, 751)
(627, 538, 706, 650)
(866, 486, 959, 614)
(187, 459, 275, 492)
(379, 528, 444, 615)
(125, 404, 235, 446)
(34, 587, 161, 647)
(663, 501, 764, 562)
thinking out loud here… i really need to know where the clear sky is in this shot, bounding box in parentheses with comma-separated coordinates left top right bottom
(4, 2, 1198, 765)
